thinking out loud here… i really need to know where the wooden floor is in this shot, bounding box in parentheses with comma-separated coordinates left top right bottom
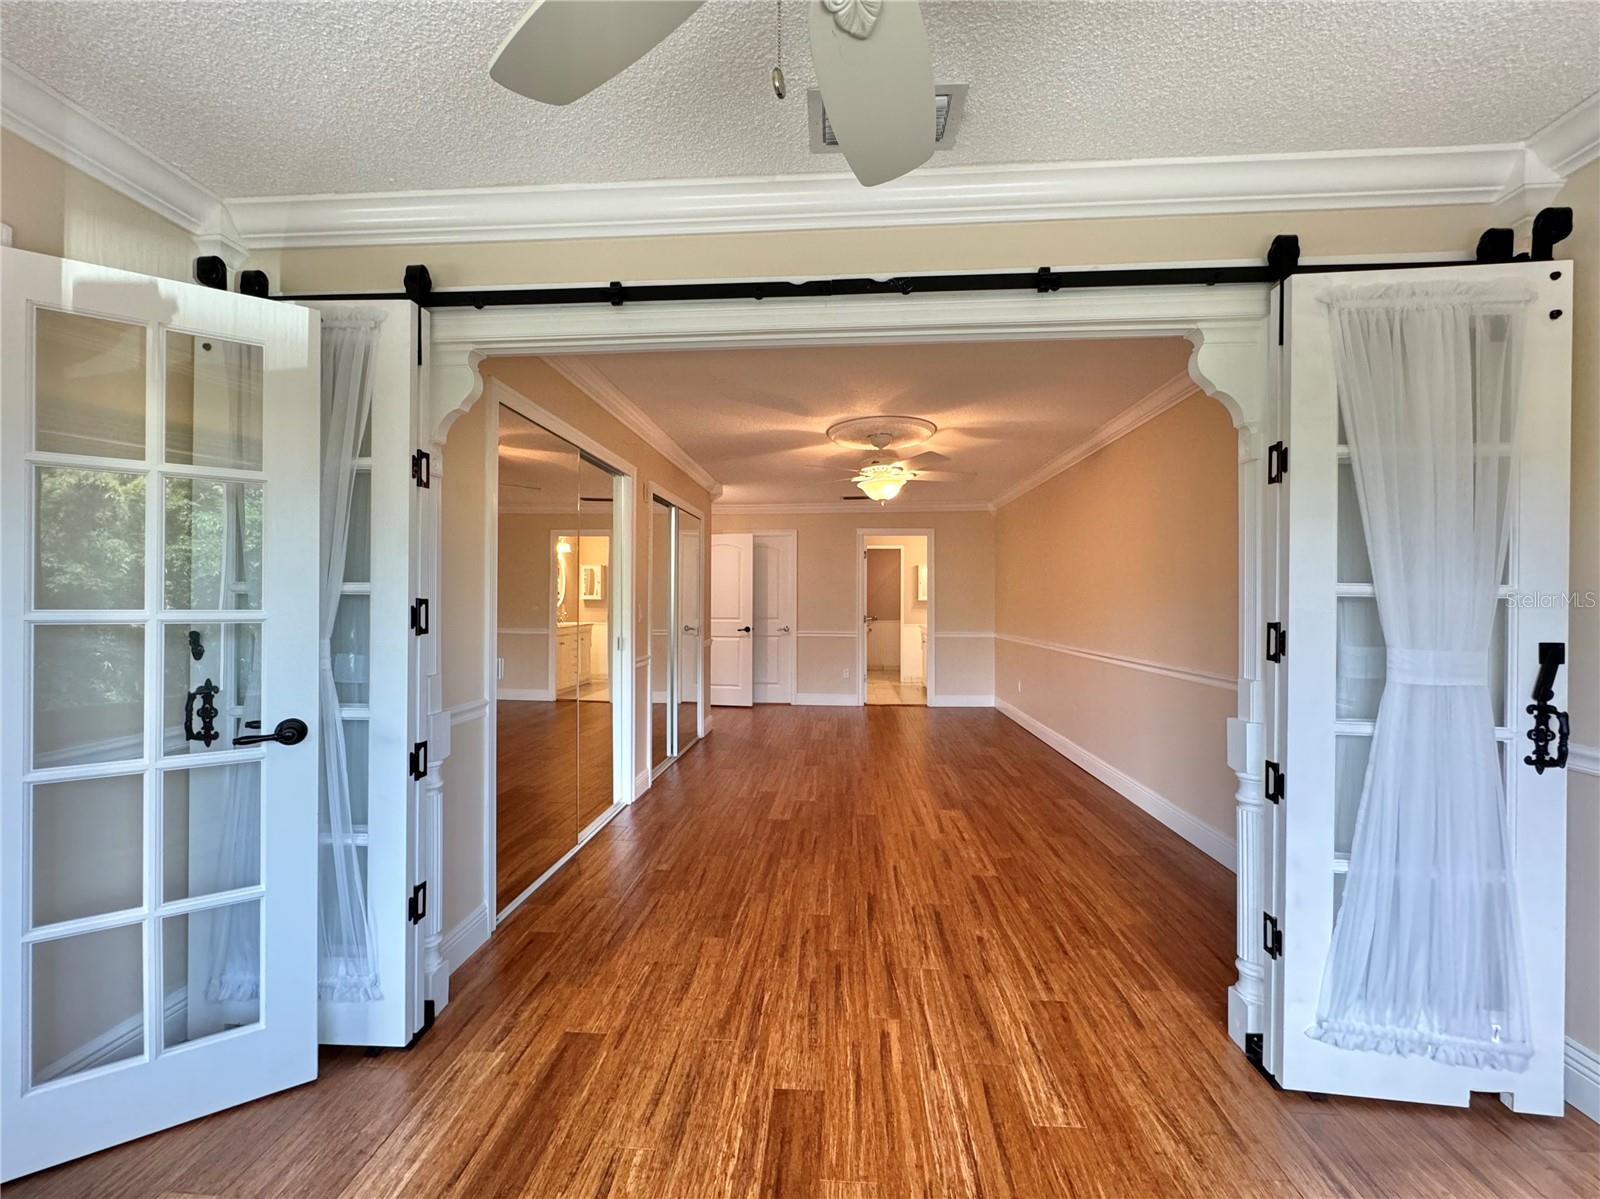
(17, 707, 1597, 1198)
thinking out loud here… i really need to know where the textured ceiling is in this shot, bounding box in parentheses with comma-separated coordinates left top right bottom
(2, 1, 1595, 197)
(561, 337, 1197, 506)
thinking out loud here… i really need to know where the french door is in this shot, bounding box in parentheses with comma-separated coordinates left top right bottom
(1, 249, 322, 1178)
(1264, 260, 1572, 1111)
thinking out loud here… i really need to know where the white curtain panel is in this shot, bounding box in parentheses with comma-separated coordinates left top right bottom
(317, 313, 383, 1001)
(1312, 280, 1534, 1070)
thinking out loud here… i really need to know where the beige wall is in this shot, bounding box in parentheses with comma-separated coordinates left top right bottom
(711, 511, 994, 700)
(995, 393, 1240, 841)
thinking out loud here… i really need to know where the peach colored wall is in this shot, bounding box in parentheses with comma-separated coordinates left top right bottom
(994, 393, 1239, 841)
(711, 510, 994, 700)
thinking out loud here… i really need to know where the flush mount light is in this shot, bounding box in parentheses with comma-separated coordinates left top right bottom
(854, 461, 916, 504)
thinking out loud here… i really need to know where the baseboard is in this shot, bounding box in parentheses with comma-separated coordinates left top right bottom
(1568, 1037, 1600, 1122)
(794, 691, 859, 707)
(995, 698, 1235, 870)
(930, 693, 995, 708)
(441, 903, 490, 979)
(496, 687, 553, 701)
(634, 768, 650, 799)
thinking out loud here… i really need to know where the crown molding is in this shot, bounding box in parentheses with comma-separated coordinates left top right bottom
(0, 59, 248, 268)
(990, 370, 1201, 512)
(544, 357, 723, 499)
(227, 141, 1574, 250)
(1527, 92, 1600, 178)
(712, 500, 992, 515)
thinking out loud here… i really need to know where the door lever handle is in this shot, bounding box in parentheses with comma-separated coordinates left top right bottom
(738, 625, 752, 634)
(1524, 642, 1569, 775)
(778, 625, 791, 633)
(233, 717, 310, 748)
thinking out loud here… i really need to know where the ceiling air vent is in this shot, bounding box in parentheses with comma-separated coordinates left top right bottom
(808, 84, 967, 155)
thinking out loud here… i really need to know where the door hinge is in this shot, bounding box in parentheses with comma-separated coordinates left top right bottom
(408, 881, 427, 925)
(1263, 913, 1283, 959)
(409, 740, 428, 780)
(1264, 759, 1285, 804)
(1266, 441, 1288, 484)
(410, 597, 430, 635)
(411, 449, 431, 488)
(1265, 621, 1286, 664)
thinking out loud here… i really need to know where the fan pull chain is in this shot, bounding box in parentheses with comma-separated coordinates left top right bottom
(772, 0, 787, 98)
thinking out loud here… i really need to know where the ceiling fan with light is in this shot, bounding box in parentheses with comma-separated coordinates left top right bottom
(490, 0, 938, 187)
(820, 416, 972, 504)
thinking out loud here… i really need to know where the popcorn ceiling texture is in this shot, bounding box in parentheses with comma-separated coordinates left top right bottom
(1, 0, 1595, 198)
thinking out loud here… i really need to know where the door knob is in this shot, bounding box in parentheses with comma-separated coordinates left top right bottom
(233, 717, 310, 747)
(738, 626, 752, 634)
(779, 625, 791, 633)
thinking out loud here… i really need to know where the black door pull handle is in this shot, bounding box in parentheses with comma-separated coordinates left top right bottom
(233, 718, 310, 748)
(184, 679, 221, 746)
(1524, 642, 1569, 775)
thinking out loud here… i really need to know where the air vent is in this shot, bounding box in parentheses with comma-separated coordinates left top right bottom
(808, 84, 967, 155)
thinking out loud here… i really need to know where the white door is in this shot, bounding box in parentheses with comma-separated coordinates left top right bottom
(1, 248, 322, 1179)
(709, 533, 753, 707)
(752, 533, 795, 704)
(302, 300, 423, 1048)
(1265, 261, 1572, 1112)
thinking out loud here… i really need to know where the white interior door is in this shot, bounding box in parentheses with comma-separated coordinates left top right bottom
(752, 532, 795, 704)
(1, 248, 322, 1179)
(1266, 261, 1572, 1112)
(302, 300, 423, 1048)
(709, 533, 753, 707)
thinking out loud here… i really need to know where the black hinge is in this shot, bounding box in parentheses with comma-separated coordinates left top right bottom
(410, 597, 430, 635)
(409, 740, 428, 780)
(1266, 440, 1288, 484)
(1265, 621, 1287, 664)
(411, 450, 431, 488)
(407, 881, 427, 924)
(1263, 913, 1283, 959)
(1264, 759, 1285, 804)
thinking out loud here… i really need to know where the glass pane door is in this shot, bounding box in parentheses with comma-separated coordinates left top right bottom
(2, 248, 322, 1181)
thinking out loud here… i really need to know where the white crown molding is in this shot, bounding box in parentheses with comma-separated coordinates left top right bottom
(226, 142, 1575, 250)
(712, 499, 992, 515)
(990, 370, 1200, 511)
(545, 357, 723, 499)
(1527, 92, 1600, 178)
(0, 58, 248, 268)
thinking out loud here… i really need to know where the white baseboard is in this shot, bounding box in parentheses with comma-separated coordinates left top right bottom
(794, 692, 859, 707)
(441, 903, 490, 980)
(995, 698, 1235, 870)
(634, 768, 650, 799)
(1567, 1037, 1600, 1123)
(930, 693, 995, 708)
(497, 687, 553, 701)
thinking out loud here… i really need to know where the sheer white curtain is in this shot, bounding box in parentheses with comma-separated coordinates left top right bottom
(318, 313, 382, 1001)
(1312, 280, 1533, 1070)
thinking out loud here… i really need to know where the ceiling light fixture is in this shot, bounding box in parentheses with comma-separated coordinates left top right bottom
(854, 461, 915, 504)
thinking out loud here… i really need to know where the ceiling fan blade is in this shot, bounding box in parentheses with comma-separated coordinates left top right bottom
(490, 0, 705, 105)
(897, 450, 950, 468)
(906, 469, 974, 482)
(808, 0, 935, 187)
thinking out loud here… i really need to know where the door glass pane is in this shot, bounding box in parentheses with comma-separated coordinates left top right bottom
(35, 308, 146, 460)
(577, 456, 615, 827)
(35, 467, 146, 611)
(331, 595, 369, 705)
(1335, 597, 1507, 723)
(162, 623, 261, 755)
(162, 899, 261, 1048)
(163, 764, 261, 901)
(343, 719, 370, 827)
(1336, 461, 1371, 584)
(650, 499, 673, 770)
(677, 511, 702, 753)
(32, 774, 143, 926)
(164, 478, 263, 610)
(1333, 736, 1371, 856)
(164, 333, 263, 470)
(33, 624, 143, 768)
(343, 471, 372, 584)
(31, 923, 144, 1085)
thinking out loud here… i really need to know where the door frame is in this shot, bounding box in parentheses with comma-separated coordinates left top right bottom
(643, 481, 709, 787)
(424, 282, 1272, 1043)
(481, 378, 638, 936)
(857, 533, 933, 705)
(751, 530, 798, 705)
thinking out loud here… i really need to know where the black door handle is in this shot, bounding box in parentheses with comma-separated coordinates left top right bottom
(738, 625, 752, 633)
(184, 679, 221, 746)
(1524, 642, 1569, 775)
(233, 718, 310, 748)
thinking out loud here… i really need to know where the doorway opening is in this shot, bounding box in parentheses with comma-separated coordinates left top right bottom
(858, 532, 931, 706)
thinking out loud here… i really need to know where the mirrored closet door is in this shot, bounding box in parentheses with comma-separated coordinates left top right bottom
(649, 497, 703, 776)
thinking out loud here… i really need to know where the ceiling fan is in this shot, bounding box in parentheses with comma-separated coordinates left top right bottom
(819, 415, 972, 502)
(490, 0, 937, 187)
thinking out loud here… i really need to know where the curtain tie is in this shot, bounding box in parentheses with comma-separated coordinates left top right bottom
(1385, 647, 1487, 687)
